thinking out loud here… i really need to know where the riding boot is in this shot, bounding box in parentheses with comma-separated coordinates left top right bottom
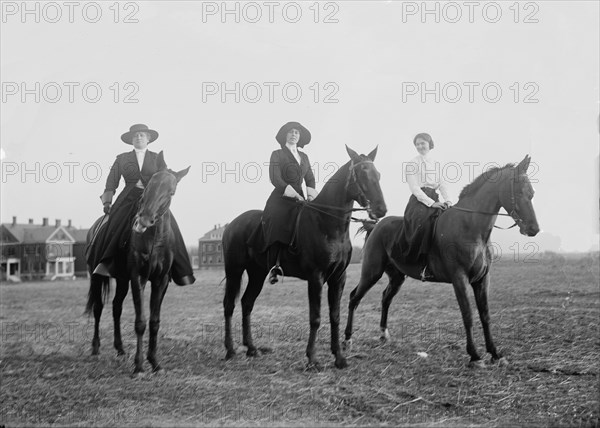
(268, 243, 284, 284)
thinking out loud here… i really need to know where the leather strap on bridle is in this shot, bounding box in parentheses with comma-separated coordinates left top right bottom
(447, 168, 524, 230)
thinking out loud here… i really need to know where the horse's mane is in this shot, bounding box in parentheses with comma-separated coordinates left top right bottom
(458, 163, 516, 200)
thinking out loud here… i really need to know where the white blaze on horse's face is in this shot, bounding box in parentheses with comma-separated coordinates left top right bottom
(133, 171, 177, 234)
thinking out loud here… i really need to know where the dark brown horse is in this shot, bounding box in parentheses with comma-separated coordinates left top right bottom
(223, 146, 387, 369)
(344, 155, 539, 367)
(85, 153, 190, 375)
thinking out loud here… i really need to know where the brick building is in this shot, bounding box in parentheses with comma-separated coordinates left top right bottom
(0, 217, 88, 281)
(198, 224, 227, 268)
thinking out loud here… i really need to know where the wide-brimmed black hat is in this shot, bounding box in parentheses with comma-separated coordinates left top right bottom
(121, 124, 159, 144)
(275, 122, 311, 148)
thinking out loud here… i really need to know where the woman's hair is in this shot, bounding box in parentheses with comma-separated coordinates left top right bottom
(413, 133, 434, 149)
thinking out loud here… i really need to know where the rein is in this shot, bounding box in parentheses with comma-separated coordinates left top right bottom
(447, 168, 524, 230)
(300, 160, 373, 220)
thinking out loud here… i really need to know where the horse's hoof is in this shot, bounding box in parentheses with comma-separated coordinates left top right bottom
(131, 369, 145, 379)
(335, 357, 348, 369)
(468, 359, 486, 369)
(91, 349, 99, 356)
(493, 357, 509, 367)
(343, 339, 353, 353)
(225, 349, 236, 360)
(246, 347, 260, 357)
(116, 349, 126, 357)
(380, 328, 391, 343)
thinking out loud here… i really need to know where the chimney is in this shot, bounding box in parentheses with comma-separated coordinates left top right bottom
(12, 216, 16, 226)
(42, 218, 48, 226)
(28, 219, 34, 224)
(55, 219, 61, 227)
(68, 219, 72, 228)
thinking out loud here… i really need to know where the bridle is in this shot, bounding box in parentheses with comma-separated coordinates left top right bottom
(448, 168, 525, 230)
(301, 159, 374, 222)
(346, 159, 374, 214)
(133, 175, 174, 234)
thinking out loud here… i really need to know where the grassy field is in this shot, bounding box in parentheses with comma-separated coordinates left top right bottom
(1, 252, 599, 427)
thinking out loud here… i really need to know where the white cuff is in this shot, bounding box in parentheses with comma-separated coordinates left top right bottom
(306, 187, 318, 201)
(283, 185, 301, 199)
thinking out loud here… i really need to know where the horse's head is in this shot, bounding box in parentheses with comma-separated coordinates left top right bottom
(499, 155, 540, 237)
(345, 145, 387, 219)
(133, 151, 190, 234)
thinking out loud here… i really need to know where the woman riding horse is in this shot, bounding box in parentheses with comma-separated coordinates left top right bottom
(259, 121, 318, 284)
(398, 132, 453, 281)
(87, 123, 195, 286)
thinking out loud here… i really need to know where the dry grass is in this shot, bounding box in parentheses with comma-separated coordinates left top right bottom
(1, 253, 598, 427)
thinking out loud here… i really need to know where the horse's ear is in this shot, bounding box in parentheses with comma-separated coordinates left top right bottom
(174, 166, 190, 183)
(157, 151, 167, 171)
(346, 145, 360, 162)
(367, 146, 378, 161)
(517, 154, 531, 175)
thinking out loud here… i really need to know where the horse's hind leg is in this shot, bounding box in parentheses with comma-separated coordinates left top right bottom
(113, 278, 129, 356)
(223, 267, 243, 360)
(241, 264, 266, 357)
(472, 275, 507, 365)
(344, 245, 387, 350)
(147, 277, 169, 372)
(88, 274, 106, 355)
(380, 267, 406, 343)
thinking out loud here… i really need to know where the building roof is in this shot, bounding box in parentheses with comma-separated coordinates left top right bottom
(1, 220, 88, 244)
(199, 224, 228, 241)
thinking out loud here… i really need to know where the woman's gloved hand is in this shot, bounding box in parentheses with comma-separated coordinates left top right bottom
(283, 185, 305, 201)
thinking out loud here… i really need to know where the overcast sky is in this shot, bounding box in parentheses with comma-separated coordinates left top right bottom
(1, 1, 599, 254)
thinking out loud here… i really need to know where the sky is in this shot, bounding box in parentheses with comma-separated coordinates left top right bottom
(1, 0, 599, 255)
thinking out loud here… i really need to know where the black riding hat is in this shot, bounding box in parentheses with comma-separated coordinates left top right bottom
(275, 122, 311, 148)
(121, 124, 159, 144)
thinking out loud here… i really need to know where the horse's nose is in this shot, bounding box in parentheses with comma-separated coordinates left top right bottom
(373, 203, 387, 218)
(528, 224, 540, 237)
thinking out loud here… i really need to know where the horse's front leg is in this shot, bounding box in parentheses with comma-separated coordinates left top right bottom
(327, 271, 347, 369)
(451, 273, 483, 367)
(472, 274, 507, 365)
(130, 275, 147, 375)
(306, 278, 323, 369)
(113, 277, 129, 356)
(147, 276, 169, 372)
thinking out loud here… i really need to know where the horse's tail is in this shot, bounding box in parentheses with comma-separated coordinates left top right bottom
(356, 220, 378, 243)
(85, 274, 110, 315)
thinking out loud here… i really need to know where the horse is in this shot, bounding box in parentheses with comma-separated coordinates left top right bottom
(222, 146, 387, 369)
(85, 152, 190, 375)
(344, 155, 540, 367)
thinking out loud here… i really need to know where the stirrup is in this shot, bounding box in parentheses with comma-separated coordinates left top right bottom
(268, 264, 284, 284)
